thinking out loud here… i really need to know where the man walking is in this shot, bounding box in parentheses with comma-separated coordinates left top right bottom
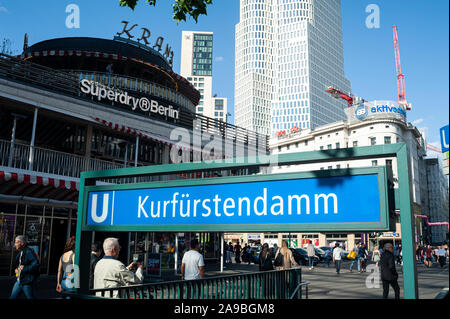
(90, 242, 102, 289)
(332, 243, 343, 274)
(437, 246, 447, 268)
(306, 240, 316, 270)
(349, 243, 360, 272)
(9, 236, 40, 299)
(181, 239, 205, 280)
(380, 243, 400, 299)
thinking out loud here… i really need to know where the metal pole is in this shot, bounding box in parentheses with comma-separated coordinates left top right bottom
(175, 233, 179, 275)
(397, 145, 419, 298)
(28, 107, 38, 170)
(134, 136, 139, 183)
(220, 232, 224, 273)
(8, 116, 18, 167)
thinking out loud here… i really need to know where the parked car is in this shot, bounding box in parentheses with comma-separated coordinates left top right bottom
(290, 248, 319, 266)
(250, 246, 261, 264)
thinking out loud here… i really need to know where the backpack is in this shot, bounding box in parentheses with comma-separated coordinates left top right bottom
(274, 251, 283, 267)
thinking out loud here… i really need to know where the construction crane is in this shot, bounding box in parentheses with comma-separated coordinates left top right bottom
(393, 26, 412, 110)
(325, 87, 359, 107)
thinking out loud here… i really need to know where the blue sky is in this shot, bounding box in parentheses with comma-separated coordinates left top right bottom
(0, 0, 448, 150)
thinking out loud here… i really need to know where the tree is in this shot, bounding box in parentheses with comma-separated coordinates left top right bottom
(119, 0, 213, 23)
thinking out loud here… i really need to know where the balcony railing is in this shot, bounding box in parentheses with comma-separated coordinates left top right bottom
(0, 139, 122, 178)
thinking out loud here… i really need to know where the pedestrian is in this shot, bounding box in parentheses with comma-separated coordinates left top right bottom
(332, 243, 343, 274)
(274, 240, 299, 270)
(259, 243, 274, 271)
(56, 236, 76, 295)
(90, 241, 102, 289)
(349, 243, 360, 272)
(9, 235, 40, 299)
(272, 243, 279, 256)
(226, 242, 233, 264)
(425, 245, 433, 268)
(181, 239, 205, 281)
(93, 238, 144, 298)
(323, 248, 332, 268)
(416, 245, 422, 263)
(422, 245, 427, 264)
(380, 243, 400, 299)
(372, 246, 381, 269)
(358, 243, 368, 272)
(243, 243, 250, 264)
(437, 246, 447, 268)
(234, 242, 242, 264)
(306, 240, 316, 270)
(396, 244, 402, 264)
(153, 241, 160, 253)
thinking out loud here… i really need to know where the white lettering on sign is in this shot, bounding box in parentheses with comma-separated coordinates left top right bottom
(134, 188, 339, 221)
(91, 193, 109, 223)
(80, 79, 179, 120)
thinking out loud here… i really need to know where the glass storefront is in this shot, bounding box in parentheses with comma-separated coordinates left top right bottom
(0, 201, 76, 277)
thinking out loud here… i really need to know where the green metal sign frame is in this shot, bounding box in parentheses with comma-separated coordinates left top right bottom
(80, 167, 389, 232)
(74, 143, 419, 298)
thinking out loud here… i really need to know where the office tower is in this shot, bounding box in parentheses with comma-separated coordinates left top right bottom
(235, 0, 351, 136)
(180, 31, 228, 122)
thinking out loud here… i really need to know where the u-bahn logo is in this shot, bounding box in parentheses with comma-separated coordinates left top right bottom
(89, 192, 114, 224)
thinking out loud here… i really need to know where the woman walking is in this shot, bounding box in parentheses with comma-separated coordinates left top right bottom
(273, 241, 299, 298)
(56, 236, 76, 295)
(372, 246, 381, 269)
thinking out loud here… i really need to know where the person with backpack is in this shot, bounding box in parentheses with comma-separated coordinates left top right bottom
(9, 235, 40, 299)
(274, 241, 299, 270)
(358, 243, 369, 272)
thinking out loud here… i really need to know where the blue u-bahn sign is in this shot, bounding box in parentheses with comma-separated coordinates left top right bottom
(440, 125, 449, 153)
(82, 167, 389, 232)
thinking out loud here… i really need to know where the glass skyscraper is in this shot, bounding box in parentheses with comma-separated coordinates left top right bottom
(235, 0, 351, 136)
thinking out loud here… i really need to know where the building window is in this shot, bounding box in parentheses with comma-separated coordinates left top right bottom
(353, 141, 358, 147)
(336, 164, 341, 169)
(336, 142, 340, 149)
(215, 99, 224, 110)
(384, 136, 391, 144)
(328, 166, 332, 170)
(327, 144, 332, 150)
(305, 140, 308, 146)
(372, 160, 378, 166)
(320, 146, 324, 150)
(370, 137, 376, 145)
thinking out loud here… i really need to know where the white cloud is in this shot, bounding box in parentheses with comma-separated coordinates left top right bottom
(215, 56, 224, 62)
(0, 6, 8, 13)
(411, 118, 424, 125)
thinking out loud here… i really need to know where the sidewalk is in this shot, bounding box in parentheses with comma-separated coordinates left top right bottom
(0, 261, 447, 299)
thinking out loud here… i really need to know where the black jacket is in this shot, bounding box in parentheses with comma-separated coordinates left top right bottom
(380, 250, 398, 281)
(259, 252, 274, 271)
(16, 247, 40, 285)
(90, 253, 101, 289)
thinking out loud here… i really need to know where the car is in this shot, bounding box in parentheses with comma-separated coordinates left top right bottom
(314, 248, 327, 262)
(246, 246, 261, 264)
(290, 248, 319, 266)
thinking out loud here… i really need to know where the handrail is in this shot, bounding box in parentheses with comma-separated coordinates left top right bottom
(65, 268, 304, 299)
(289, 281, 310, 299)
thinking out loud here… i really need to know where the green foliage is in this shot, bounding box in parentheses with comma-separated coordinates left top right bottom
(119, 0, 212, 23)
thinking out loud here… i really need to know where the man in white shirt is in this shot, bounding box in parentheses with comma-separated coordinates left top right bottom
(333, 243, 344, 274)
(181, 239, 205, 280)
(94, 238, 144, 298)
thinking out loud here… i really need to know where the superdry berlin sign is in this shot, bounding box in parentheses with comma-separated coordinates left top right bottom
(80, 79, 180, 120)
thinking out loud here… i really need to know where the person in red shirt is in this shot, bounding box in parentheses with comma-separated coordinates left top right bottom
(425, 245, 433, 268)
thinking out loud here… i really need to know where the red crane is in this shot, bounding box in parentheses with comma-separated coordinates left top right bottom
(325, 87, 354, 107)
(393, 26, 411, 110)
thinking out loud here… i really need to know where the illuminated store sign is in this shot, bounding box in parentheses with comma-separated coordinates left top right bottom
(80, 79, 179, 120)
